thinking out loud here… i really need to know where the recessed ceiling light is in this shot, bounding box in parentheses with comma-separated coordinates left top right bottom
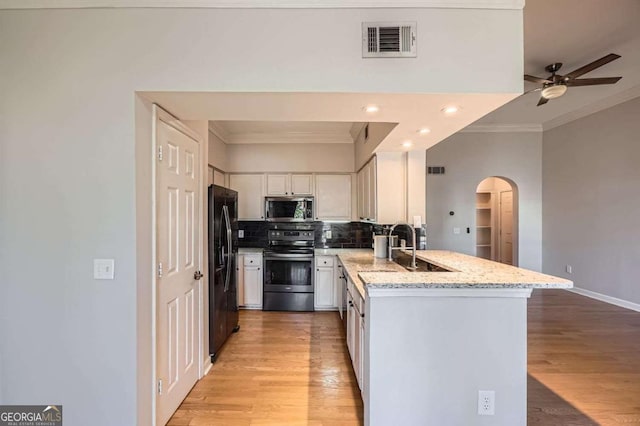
(364, 105, 379, 113)
(402, 140, 413, 148)
(442, 105, 459, 115)
(418, 128, 431, 135)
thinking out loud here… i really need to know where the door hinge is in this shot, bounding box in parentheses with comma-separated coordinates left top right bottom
(157, 379, 163, 395)
(157, 262, 163, 278)
(157, 146, 163, 161)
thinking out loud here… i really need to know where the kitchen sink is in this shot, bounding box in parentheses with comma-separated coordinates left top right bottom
(393, 252, 453, 272)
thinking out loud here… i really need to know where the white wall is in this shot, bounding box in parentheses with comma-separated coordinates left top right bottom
(407, 150, 427, 224)
(354, 122, 398, 170)
(0, 7, 522, 425)
(225, 143, 355, 173)
(426, 132, 542, 270)
(542, 96, 640, 305)
(208, 130, 228, 171)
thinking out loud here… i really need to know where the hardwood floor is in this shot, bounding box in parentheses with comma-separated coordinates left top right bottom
(168, 311, 363, 426)
(528, 290, 640, 425)
(169, 290, 640, 425)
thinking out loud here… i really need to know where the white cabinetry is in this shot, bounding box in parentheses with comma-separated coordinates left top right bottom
(213, 169, 227, 188)
(357, 153, 405, 224)
(315, 174, 352, 221)
(346, 276, 365, 391)
(314, 255, 337, 310)
(239, 253, 262, 308)
(229, 174, 265, 220)
(266, 174, 313, 196)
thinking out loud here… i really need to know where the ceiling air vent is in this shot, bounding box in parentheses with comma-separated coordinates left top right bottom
(362, 22, 417, 58)
(428, 166, 445, 175)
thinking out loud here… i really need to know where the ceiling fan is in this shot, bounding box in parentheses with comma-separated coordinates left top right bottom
(524, 53, 622, 106)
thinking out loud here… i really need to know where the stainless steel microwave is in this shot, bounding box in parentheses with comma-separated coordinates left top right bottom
(265, 197, 314, 222)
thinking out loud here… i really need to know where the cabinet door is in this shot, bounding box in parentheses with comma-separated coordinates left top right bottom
(315, 174, 351, 221)
(362, 163, 371, 220)
(367, 158, 377, 222)
(229, 174, 265, 220)
(266, 174, 289, 196)
(243, 265, 262, 307)
(354, 305, 362, 388)
(236, 254, 245, 307)
(290, 174, 313, 196)
(357, 169, 366, 220)
(314, 266, 335, 309)
(346, 290, 355, 360)
(358, 310, 365, 391)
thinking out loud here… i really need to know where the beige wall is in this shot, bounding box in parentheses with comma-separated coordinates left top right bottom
(208, 130, 228, 171)
(426, 131, 542, 270)
(542, 96, 640, 305)
(225, 143, 355, 173)
(354, 122, 397, 170)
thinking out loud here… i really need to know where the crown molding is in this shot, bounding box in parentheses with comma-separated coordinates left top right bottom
(207, 122, 230, 143)
(224, 132, 354, 144)
(543, 85, 640, 131)
(459, 123, 543, 133)
(0, 0, 524, 9)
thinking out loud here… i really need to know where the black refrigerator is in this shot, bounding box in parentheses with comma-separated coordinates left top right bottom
(208, 184, 240, 363)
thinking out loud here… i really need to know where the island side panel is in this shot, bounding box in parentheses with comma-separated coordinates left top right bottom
(364, 293, 528, 426)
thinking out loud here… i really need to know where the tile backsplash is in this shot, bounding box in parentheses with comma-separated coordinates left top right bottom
(236, 221, 380, 249)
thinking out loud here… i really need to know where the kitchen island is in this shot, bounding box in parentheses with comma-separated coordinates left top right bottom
(335, 250, 572, 426)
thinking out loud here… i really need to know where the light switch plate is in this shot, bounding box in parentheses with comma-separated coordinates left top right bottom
(94, 259, 115, 280)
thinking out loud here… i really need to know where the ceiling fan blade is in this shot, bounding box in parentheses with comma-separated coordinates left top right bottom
(566, 77, 622, 86)
(564, 53, 621, 79)
(523, 87, 542, 95)
(524, 74, 551, 84)
(537, 96, 549, 107)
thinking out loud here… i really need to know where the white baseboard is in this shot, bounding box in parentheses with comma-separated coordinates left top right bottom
(203, 357, 213, 376)
(568, 287, 640, 313)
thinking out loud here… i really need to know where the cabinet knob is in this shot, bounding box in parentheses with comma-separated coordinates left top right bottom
(258, 267, 260, 271)
(317, 268, 319, 271)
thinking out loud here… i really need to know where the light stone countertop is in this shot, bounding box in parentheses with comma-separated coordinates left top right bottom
(314, 248, 373, 256)
(335, 250, 573, 298)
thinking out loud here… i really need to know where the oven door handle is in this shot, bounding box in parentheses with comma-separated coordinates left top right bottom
(264, 254, 314, 260)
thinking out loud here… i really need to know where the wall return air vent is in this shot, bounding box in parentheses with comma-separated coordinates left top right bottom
(427, 166, 445, 175)
(362, 22, 417, 58)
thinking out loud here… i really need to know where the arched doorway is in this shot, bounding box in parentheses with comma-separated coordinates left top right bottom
(475, 177, 518, 265)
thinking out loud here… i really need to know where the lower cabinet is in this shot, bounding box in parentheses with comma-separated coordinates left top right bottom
(346, 276, 365, 391)
(314, 255, 338, 310)
(238, 253, 263, 309)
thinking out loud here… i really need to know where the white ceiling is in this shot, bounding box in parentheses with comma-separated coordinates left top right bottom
(210, 120, 361, 144)
(146, 91, 515, 151)
(473, 0, 640, 129)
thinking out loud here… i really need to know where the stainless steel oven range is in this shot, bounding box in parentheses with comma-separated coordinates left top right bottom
(263, 223, 315, 312)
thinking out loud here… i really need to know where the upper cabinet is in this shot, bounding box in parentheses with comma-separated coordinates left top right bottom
(315, 174, 352, 221)
(266, 174, 313, 196)
(357, 153, 405, 224)
(229, 174, 265, 220)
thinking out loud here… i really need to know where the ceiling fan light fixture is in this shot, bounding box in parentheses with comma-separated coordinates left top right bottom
(541, 84, 567, 100)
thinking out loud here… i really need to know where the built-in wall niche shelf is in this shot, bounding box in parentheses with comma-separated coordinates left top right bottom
(475, 192, 495, 260)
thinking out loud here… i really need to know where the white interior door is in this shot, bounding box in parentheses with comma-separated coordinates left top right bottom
(499, 190, 513, 265)
(156, 118, 201, 425)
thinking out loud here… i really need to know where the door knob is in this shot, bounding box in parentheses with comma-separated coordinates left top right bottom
(194, 271, 203, 280)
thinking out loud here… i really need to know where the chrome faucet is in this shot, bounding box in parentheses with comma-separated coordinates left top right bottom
(388, 222, 417, 270)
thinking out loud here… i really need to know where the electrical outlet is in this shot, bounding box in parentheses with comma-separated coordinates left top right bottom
(478, 390, 495, 416)
(326, 230, 332, 239)
(453, 227, 461, 235)
(566, 264, 572, 274)
(238, 230, 244, 239)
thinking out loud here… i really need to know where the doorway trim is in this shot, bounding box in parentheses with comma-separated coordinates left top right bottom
(474, 176, 519, 266)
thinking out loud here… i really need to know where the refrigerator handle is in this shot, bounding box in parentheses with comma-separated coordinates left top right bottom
(223, 205, 232, 292)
